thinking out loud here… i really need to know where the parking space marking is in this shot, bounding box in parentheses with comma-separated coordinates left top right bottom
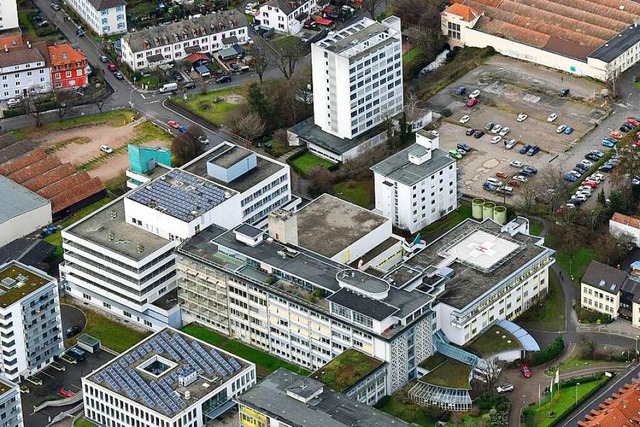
(40, 371, 53, 379)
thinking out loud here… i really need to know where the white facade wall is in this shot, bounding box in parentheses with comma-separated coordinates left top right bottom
(437, 264, 550, 346)
(0, 203, 51, 247)
(66, 0, 127, 36)
(581, 283, 619, 318)
(239, 166, 291, 225)
(330, 219, 391, 264)
(258, 0, 317, 34)
(0, 0, 19, 31)
(0, 62, 52, 101)
(0, 380, 22, 427)
(83, 365, 256, 427)
(312, 17, 403, 140)
(609, 220, 640, 247)
(121, 26, 248, 72)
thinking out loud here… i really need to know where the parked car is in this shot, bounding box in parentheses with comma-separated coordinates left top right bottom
(50, 3, 60, 10)
(99, 55, 108, 63)
(527, 145, 540, 156)
(547, 113, 558, 122)
(184, 82, 196, 89)
(620, 123, 632, 132)
(505, 139, 517, 149)
(508, 179, 522, 187)
(499, 127, 510, 136)
(483, 182, 498, 192)
(496, 171, 508, 178)
(564, 126, 574, 135)
(496, 384, 514, 393)
(602, 139, 616, 148)
(558, 88, 570, 97)
(114, 71, 124, 80)
(510, 160, 523, 168)
(465, 128, 476, 136)
(519, 144, 532, 154)
(6, 98, 20, 108)
(556, 125, 567, 133)
(491, 136, 502, 144)
(512, 175, 528, 183)
(454, 86, 466, 95)
(585, 153, 600, 161)
(491, 124, 502, 134)
(459, 115, 470, 124)
(580, 159, 594, 168)
(590, 150, 605, 158)
(484, 122, 494, 131)
(521, 363, 532, 378)
(522, 166, 538, 175)
(100, 145, 113, 154)
(626, 118, 640, 127)
(216, 75, 232, 84)
(66, 347, 86, 362)
(469, 89, 480, 98)
(457, 143, 472, 152)
(466, 98, 478, 107)
(167, 120, 181, 129)
(171, 72, 184, 82)
(59, 387, 75, 398)
(564, 172, 578, 182)
(76, 28, 86, 37)
(473, 130, 485, 139)
(610, 131, 623, 139)
(448, 149, 462, 160)
(457, 148, 467, 156)
(198, 135, 209, 145)
(517, 113, 528, 122)
(582, 181, 598, 188)
(65, 326, 82, 338)
(107, 63, 117, 72)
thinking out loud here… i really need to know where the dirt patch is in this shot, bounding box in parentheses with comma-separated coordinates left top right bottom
(222, 94, 246, 104)
(32, 123, 170, 182)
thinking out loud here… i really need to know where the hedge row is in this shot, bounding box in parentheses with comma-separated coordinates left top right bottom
(3, 108, 25, 118)
(532, 337, 564, 366)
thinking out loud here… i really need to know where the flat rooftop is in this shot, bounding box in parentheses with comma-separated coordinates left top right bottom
(317, 17, 398, 59)
(465, 325, 521, 357)
(87, 328, 250, 418)
(406, 218, 552, 310)
(310, 349, 385, 393)
(236, 369, 412, 427)
(0, 175, 49, 224)
(418, 357, 472, 390)
(0, 262, 52, 308)
(296, 194, 388, 258)
(128, 169, 233, 222)
(370, 145, 455, 186)
(207, 144, 252, 169)
(183, 145, 285, 193)
(65, 198, 171, 261)
(449, 0, 640, 61)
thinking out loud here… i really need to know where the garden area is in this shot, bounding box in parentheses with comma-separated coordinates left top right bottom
(522, 374, 611, 427)
(170, 86, 247, 127)
(466, 325, 521, 358)
(311, 349, 384, 393)
(289, 151, 334, 175)
(182, 323, 310, 378)
(64, 297, 152, 353)
(516, 270, 566, 332)
(334, 180, 374, 208)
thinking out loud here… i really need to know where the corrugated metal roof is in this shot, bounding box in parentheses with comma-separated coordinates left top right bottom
(0, 175, 49, 224)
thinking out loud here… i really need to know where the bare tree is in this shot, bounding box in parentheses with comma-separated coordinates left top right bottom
(519, 185, 537, 213)
(54, 89, 77, 122)
(234, 112, 266, 141)
(482, 357, 504, 395)
(362, 0, 382, 19)
(21, 94, 51, 127)
(273, 37, 306, 80)
(94, 96, 110, 113)
(171, 133, 198, 167)
(250, 46, 270, 84)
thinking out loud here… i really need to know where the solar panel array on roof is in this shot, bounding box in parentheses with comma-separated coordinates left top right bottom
(127, 169, 228, 222)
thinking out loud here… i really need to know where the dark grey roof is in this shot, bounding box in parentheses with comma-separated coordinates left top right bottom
(581, 261, 627, 295)
(327, 288, 398, 321)
(370, 144, 455, 186)
(589, 25, 640, 63)
(236, 369, 412, 427)
(264, 0, 308, 17)
(0, 239, 54, 267)
(87, 0, 126, 11)
(235, 224, 263, 239)
(289, 116, 387, 157)
(0, 175, 50, 224)
(0, 42, 48, 69)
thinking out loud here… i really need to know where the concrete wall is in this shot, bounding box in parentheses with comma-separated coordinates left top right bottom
(581, 282, 619, 318)
(0, 202, 52, 247)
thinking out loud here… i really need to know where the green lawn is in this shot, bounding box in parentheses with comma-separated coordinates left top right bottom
(420, 359, 472, 389)
(12, 110, 137, 140)
(417, 204, 473, 240)
(74, 418, 97, 427)
(289, 152, 334, 175)
(311, 349, 384, 393)
(555, 246, 597, 282)
(515, 270, 566, 331)
(182, 324, 310, 378)
(529, 220, 544, 236)
(524, 376, 610, 427)
(64, 299, 151, 353)
(403, 47, 423, 64)
(172, 86, 245, 126)
(334, 180, 374, 208)
(635, 81, 640, 90)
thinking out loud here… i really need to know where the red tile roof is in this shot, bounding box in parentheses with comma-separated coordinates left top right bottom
(0, 150, 48, 176)
(445, 3, 481, 21)
(578, 382, 640, 427)
(47, 44, 87, 68)
(611, 212, 640, 230)
(450, 0, 640, 59)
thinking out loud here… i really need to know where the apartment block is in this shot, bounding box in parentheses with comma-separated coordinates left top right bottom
(0, 378, 22, 427)
(0, 41, 51, 101)
(66, 0, 127, 36)
(0, 0, 19, 31)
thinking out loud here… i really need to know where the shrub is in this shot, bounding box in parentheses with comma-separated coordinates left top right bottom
(532, 336, 564, 366)
(3, 107, 25, 117)
(441, 108, 453, 117)
(198, 100, 211, 111)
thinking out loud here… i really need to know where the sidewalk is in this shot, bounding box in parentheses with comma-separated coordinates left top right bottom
(575, 318, 640, 340)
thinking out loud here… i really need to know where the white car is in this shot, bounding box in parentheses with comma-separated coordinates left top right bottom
(499, 127, 510, 136)
(505, 139, 517, 149)
(197, 135, 209, 145)
(6, 98, 20, 108)
(517, 113, 528, 122)
(100, 145, 113, 154)
(556, 125, 567, 133)
(510, 160, 523, 168)
(496, 384, 514, 393)
(491, 135, 502, 144)
(469, 90, 480, 99)
(580, 160, 593, 168)
(578, 186, 592, 194)
(592, 173, 605, 181)
(459, 115, 470, 124)
(547, 113, 558, 122)
(491, 124, 502, 134)
(577, 190, 591, 198)
(572, 194, 587, 202)
(513, 175, 528, 182)
(587, 175, 602, 184)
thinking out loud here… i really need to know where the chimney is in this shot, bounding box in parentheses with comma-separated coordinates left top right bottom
(27, 41, 32, 49)
(3, 45, 7, 53)
(268, 209, 298, 246)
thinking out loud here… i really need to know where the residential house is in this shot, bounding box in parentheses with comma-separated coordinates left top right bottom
(578, 382, 640, 426)
(255, 0, 318, 35)
(610, 212, 640, 247)
(0, 41, 51, 101)
(48, 44, 89, 89)
(66, 0, 127, 36)
(0, 0, 19, 31)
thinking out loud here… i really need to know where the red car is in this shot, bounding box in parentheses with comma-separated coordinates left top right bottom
(167, 120, 180, 129)
(610, 131, 623, 140)
(627, 118, 640, 127)
(466, 98, 478, 107)
(107, 63, 117, 72)
(582, 180, 598, 188)
(508, 179, 522, 187)
(60, 387, 75, 398)
(521, 363, 532, 378)
(495, 171, 507, 178)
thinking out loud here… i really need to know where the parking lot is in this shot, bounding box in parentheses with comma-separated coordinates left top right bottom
(425, 57, 610, 202)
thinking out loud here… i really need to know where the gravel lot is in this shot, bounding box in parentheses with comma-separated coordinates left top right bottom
(424, 57, 610, 203)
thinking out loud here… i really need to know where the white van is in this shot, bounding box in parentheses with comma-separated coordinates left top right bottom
(159, 82, 178, 93)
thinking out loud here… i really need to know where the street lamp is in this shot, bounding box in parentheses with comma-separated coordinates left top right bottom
(627, 92, 633, 106)
(575, 382, 580, 405)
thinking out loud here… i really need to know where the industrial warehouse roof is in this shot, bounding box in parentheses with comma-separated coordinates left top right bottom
(0, 175, 49, 224)
(236, 369, 411, 427)
(370, 144, 456, 186)
(87, 328, 251, 418)
(447, 0, 640, 61)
